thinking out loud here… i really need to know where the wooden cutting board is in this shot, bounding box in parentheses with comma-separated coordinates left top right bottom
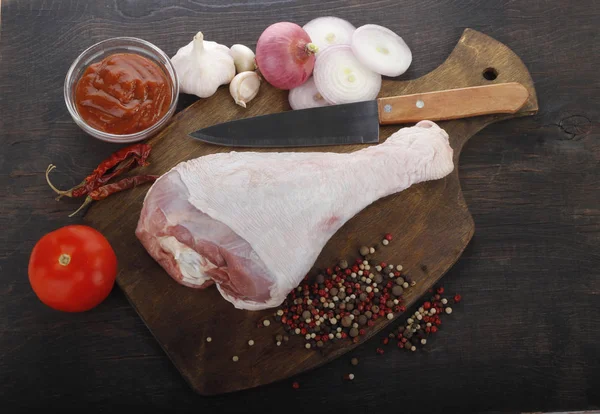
(83, 29, 538, 395)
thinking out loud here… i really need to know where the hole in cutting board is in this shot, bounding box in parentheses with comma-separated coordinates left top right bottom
(482, 67, 498, 80)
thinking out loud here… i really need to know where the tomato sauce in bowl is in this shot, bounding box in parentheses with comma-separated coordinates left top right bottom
(74, 53, 172, 135)
(64, 37, 178, 143)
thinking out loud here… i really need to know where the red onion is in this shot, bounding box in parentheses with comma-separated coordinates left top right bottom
(256, 22, 318, 90)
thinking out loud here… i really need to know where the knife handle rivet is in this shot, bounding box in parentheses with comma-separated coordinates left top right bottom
(416, 99, 425, 109)
(384, 104, 392, 113)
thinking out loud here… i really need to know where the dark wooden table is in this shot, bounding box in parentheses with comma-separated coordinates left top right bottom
(1, 0, 598, 412)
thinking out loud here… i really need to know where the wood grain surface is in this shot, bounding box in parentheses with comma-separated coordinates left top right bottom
(1, 0, 598, 412)
(82, 28, 538, 395)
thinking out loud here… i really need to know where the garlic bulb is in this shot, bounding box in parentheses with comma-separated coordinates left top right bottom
(171, 32, 236, 98)
(229, 71, 261, 108)
(229, 44, 256, 73)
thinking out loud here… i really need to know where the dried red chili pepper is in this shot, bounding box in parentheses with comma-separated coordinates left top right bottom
(80, 143, 152, 185)
(70, 157, 136, 198)
(46, 143, 152, 198)
(69, 175, 158, 217)
(88, 175, 157, 201)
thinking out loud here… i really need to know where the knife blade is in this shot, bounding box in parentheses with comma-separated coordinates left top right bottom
(189, 82, 529, 148)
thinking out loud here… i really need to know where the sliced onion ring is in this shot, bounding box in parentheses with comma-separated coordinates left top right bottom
(313, 44, 381, 105)
(288, 77, 331, 110)
(302, 16, 356, 53)
(351, 24, 412, 77)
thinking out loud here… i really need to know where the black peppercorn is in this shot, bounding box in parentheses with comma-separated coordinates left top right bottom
(392, 285, 404, 296)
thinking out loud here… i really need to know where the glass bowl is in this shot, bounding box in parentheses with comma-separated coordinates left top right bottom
(64, 37, 179, 143)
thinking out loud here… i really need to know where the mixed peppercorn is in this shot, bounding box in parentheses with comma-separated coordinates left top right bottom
(380, 287, 460, 353)
(268, 235, 416, 350)
(335, 288, 461, 383)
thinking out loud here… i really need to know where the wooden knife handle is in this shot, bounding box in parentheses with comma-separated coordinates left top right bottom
(377, 82, 530, 125)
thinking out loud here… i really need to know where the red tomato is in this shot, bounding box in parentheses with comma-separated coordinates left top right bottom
(28, 224, 117, 312)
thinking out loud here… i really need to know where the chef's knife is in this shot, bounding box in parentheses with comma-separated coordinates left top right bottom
(189, 82, 529, 147)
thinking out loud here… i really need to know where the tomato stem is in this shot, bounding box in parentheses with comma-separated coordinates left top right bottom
(58, 253, 71, 266)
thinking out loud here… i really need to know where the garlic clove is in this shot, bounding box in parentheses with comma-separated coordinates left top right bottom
(230, 44, 256, 73)
(230, 71, 261, 108)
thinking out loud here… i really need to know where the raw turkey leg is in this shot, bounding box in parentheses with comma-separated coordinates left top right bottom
(135, 120, 454, 310)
